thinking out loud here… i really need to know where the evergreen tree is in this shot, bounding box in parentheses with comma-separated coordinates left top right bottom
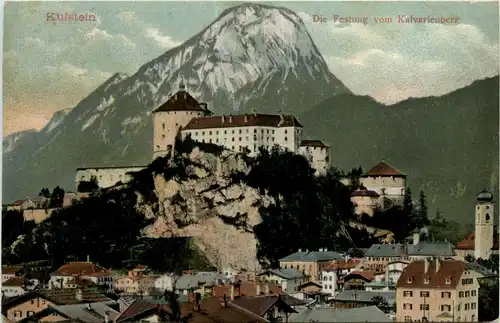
(418, 190, 429, 226)
(38, 188, 50, 198)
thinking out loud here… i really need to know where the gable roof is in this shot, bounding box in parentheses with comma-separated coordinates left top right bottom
(279, 250, 343, 262)
(297, 281, 322, 289)
(153, 90, 209, 114)
(363, 162, 406, 177)
(333, 290, 396, 305)
(230, 296, 297, 317)
(288, 305, 391, 322)
(51, 262, 111, 277)
(456, 232, 499, 250)
(300, 140, 329, 148)
(2, 289, 111, 310)
(183, 114, 303, 130)
(259, 268, 305, 280)
(1, 265, 23, 275)
(342, 270, 375, 282)
(323, 259, 361, 272)
(365, 242, 456, 258)
(396, 259, 466, 289)
(49, 302, 120, 323)
(2, 277, 31, 287)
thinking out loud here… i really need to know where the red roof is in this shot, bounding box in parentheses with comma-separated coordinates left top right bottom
(50, 262, 111, 277)
(10, 199, 27, 206)
(342, 270, 375, 282)
(2, 277, 31, 287)
(396, 259, 466, 289)
(456, 232, 499, 250)
(363, 162, 406, 177)
(2, 266, 23, 275)
(323, 259, 361, 271)
(153, 89, 209, 114)
(300, 140, 328, 148)
(183, 114, 302, 130)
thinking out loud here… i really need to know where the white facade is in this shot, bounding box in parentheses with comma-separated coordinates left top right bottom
(320, 270, 338, 296)
(2, 273, 16, 283)
(361, 176, 406, 200)
(154, 109, 206, 159)
(297, 143, 330, 175)
(1, 285, 25, 298)
(475, 198, 494, 260)
(259, 272, 306, 293)
(181, 122, 301, 158)
(386, 261, 409, 284)
(154, 274, 177, 292)
(75, 166, 145, 190)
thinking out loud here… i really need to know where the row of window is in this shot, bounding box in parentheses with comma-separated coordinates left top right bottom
(459, 290, 476, 297)
(403, 302, 477, 312)
(404, 316, 473, 322)
(461, 278, 474, 285)
(12, 310, 36, 318)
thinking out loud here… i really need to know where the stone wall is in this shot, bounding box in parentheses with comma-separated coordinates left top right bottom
(23, 208, 57, 223)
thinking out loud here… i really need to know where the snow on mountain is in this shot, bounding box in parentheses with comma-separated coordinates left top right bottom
(3, 3, 350, 201)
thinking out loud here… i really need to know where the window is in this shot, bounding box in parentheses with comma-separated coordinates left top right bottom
(459, 291, 464, 298)
(285, 130, 288, 134)
(441, 292, 451, 298)
(471, 290, 476, 296)
(202, 131, 205, 135)
(420, 291, 430, 297)
(457, 304, 461, 311)
(239, 137, 242, 142)
(486, 214, 491, 222)
(232, 138, 235, 142)
(239, 130, 242, 134)
(471, 303, 476, 309)
(404, 316, 412, 322)
(424, 277, 429, 284)
(465, 304, 470, 310)
(27, 311, 35, 317)
(31, 300, 35, 304)
(216, 131, 219, 135)
(224, 130, 227, 134)
(329, 276, 332, 281)
(254, 129, 257, 133)
(162, 123, 165, 129)
(445, 277, 451, 284)
(161, 134, 165, 139)
(465, 291, 470, 297)
(403, 291, 413, 297)
(285, 137, 288, 141)
(209, 131, 212, 135)
(440, 305, 451, 311)
(420, 304, 429, 310)
(404, 303, 413, 310)
(246, 129, 249, 133)
(232, 130, 235, 134)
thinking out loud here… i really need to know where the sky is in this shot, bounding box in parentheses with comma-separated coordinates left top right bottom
(3, 1, 499, 137)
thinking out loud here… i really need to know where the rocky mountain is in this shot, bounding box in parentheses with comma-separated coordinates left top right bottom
(2, 3, 350, 202)
(299, 76, 499, 224)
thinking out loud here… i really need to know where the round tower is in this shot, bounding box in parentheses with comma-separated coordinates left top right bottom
(152, 80, 210, 160)
(474, 189, 494, 260)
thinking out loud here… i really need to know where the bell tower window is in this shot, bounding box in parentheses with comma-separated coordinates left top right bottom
(486, 213, 491, 223)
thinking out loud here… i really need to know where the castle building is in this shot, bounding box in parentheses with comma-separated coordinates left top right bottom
(342, 161, 407, 216)
(75, 81, 330, 191)
(455, 190, 499, 260)
(152, 81, 330, 174)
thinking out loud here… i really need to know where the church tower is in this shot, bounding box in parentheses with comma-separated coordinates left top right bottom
(474, 189, 494, 260)
(151, 80, 211, 160)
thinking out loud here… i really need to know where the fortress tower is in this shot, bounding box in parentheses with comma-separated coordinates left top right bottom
(474, 189, 494, 260)
(152, 80, 211, 160)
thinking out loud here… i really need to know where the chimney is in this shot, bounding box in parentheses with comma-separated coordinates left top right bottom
(298, 248, 302, 252)
(229, 115, 232, 123)
(319, 248, 323, 252)
(256, 284, 261, 295)
(435, 258, 441, 273)
(264, 283, 269, 294)
(222, 115, 225, 123)
(413, 232, 420, 245)
(230, 284, 235, 300)
(104, 311, 110, 323)
(86, 303, 91, 310)
(87, 255, 90, 263)
(424, 258, 429, 273)
(76, 288, 83, 301)
(244, 115, 248, 123)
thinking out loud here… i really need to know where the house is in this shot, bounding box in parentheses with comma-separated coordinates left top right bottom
(6, 198, 40, 211)
(221, 266, 239, 282)
(340, 271, 375, 291)
(1, 289, 111, 322)
(2, 266, 24, 283)
(320, 258, 361, 296)
(114, 268, 159, 296)
(288, 305, 392, 322)
(231, 295, 298, 322)
(235, 270, 256, 283)
(174, 272, 226, 296)
(330, 290, 396, 310)
(211, 280, 283, 300)
(154, 273, 178, 292)
(114, 295, 270, 323)
(258, 268, 308, 293)
(279, 248, 343, 282)
(364, 280, 396, 292)
(386, 260, 410, 284)
(49, 261, 113, 291)
(362, 238, 456, 271)
(395, 258, 479, 322)
(16, 301, 120, 323)
(62, 192, 90, 208)
(2, 277, 33, 298)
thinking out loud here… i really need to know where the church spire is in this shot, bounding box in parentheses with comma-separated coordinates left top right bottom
(179, 79, 186, 91)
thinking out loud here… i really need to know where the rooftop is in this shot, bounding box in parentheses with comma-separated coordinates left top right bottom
(332, 290, 396, 305)
(259, 268, 306, 280)
(300, 140, 329, 148)
(51, 262, 111, 277)
(396, 259, 467, 289)
(288, 305, 391, 322)
(279, 250, 343, 262)
(152, 84, 210, 114)
(323, 259, 361, 272)
(183, 113, 303, 130)
(364, 242, 456, 258)
(362, 161, 406, 177)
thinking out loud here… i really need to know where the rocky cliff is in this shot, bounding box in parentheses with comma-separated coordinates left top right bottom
(136, 146, 274, 272)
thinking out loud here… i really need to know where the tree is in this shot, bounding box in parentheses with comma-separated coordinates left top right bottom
(49, 186, 65, 208)
(39, 188, 50, 198)
(403, 187, 414, 219)
(478, 278, 499, 322)
(418, 190, 429, 226)
(157, 290, 193, 323)
(77, 176, 99, 193)
(371, 295, 393, 313)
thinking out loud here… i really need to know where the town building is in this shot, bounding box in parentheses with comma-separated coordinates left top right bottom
(74, 82, 331, 192)
(1, 289, 111, 322)
(395, 258, 479, 322)
(258, 268, 308, 293)
(320, 258, 361, 296)
(455, 190, 499, 260)
(288, 305, 392, 322)
(49, 261, 113, 291)
(1, 277, 32, 298)
(330, 290, 395, 310)
(2, 266, 23, 283)
(340, 271, 375, 291)
(154, 273, 178, 292)
(114, 267, 159, 296)
(279, 249, 343, 282)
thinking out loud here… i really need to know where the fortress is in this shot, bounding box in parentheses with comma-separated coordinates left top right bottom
(76, 82, 330, 191)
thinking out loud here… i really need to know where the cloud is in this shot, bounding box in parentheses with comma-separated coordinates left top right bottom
(84, 27, 113, 40)
(145, 27, 182, 49)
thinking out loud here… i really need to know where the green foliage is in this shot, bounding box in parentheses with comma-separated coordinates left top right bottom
(371, 296, 394, 314)
(362, 206, 412, 242)
(39, 188, 50, 198)
(427, 209, 474, 244)
(479, 278, 499, 322)
(157, 290, 193, 323)
(48, 186, 65, 208)
(246, 146, 361, 267)
(345, 166, 363, 191)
